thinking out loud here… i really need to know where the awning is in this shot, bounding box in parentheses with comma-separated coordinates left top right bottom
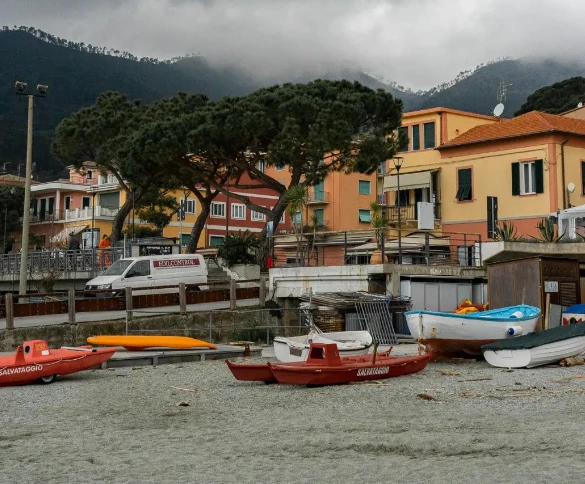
(51, 224, 88, 244)
(384, 171, 431, 192)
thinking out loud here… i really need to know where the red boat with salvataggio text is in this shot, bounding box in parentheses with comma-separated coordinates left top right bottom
(0, 340, 116, 387)
(226, 343, 431, 386)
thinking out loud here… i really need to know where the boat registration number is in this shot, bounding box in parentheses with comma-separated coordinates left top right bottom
(357, 366, 389, 377)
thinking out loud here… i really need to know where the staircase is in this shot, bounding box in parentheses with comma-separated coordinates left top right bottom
(206, 258, 231, 287)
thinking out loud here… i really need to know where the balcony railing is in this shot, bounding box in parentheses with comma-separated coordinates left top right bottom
(31, 206, 119, 223)
(386, 203, 441, 222)
(306, 191, 329, 203)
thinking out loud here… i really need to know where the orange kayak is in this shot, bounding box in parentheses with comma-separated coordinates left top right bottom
(87, 335, 217, 351)
(0, 340, 116, 386)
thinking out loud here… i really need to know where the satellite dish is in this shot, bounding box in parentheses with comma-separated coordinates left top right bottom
(568, 182, 576, 193)
(578, 102, 583, 108)
(493, 103, 505, 117)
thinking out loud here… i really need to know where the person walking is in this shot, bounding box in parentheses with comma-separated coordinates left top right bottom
(67, 232, 80, 270)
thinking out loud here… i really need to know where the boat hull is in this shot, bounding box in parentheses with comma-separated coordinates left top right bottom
(0, 344, 116, 387)
(269, 353, 432, 386)
(87, 335, 217, 351)
(273, 331, 373, 362)
(225, 360, 277, 383)
(406, 306, 539, 356)
(484, 335, 585, 368)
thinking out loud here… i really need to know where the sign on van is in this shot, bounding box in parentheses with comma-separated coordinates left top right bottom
(153, 258, 201, 269)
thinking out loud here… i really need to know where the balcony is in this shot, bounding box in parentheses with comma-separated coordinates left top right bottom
(30, 206, 119, 223)
(306, 191, 329, 204)
(387, 203, 441, 222)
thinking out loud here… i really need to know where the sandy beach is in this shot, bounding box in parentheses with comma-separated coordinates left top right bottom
(2, 344, 585, 484)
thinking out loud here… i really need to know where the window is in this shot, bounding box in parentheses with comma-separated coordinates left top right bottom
(511, 160, 543, 196)
(48, 197, 55, 215)
(82, 197, 90, 209)
(456, 168, 472, 201)
(358, 209, 371, 223)
(396, 190, 409, 206)
(412, 124, 420, 150)
(210, 202, 225, 218)
(275, 161, 286, 171)
(398, 126, 409, 152)
(209, 235, 225, 247)
(423, 122, 436, 149)
(377, 161, 386, 175)
(65, 197, 71, 210)
(251, 209, 266, 221)
(86, 170, 93, 180)
(280, 212, 286, 223)
(292, 211, 302, 225)
(582, 161, 585, 195)
(257, 160, 266, 173)
(127, 260, 150, 277)
(181, 199, 196, 214)
(358, 180, 371, 195)
(210, 235, 225, 247)
(231, 203, 246, 220)
(313, 208, 324, 225)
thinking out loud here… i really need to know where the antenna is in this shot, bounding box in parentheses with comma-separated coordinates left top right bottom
(568, 182, 576, 194)
(497, 81, 513, 103)
(579, 102, 583, 108)
(493, 103, 505, 117)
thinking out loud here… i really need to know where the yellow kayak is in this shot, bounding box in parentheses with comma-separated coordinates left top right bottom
(87, 335, 217, 351)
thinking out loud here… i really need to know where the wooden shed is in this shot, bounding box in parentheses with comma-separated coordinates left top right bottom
(487, 257, 580, 331)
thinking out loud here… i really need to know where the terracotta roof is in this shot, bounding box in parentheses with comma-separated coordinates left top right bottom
(438, 111, 585, 149)
(403, 106, 497, 121)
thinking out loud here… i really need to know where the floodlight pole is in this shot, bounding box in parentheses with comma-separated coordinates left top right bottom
(18, 94, 34, 296)
(393, 157, 404, 266)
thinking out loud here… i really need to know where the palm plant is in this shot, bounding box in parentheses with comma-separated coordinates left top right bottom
(285, 184, 308, 265)
(217, 230, 260, 267)
(493, 221, 518, 242)
(370, 201, 389, 250)
(534, 217, 564, 243)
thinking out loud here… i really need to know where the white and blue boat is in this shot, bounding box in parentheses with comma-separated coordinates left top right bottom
(405, 305, 541, 356)
(482, 321, 585, 368)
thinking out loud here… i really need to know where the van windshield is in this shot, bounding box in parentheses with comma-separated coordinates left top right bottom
(102, 259, 134, 276)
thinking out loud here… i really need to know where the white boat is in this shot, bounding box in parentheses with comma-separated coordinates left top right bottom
(482, 322, 585, 368)
(405, 305, 541, 356)
(273, 330, 373, 362)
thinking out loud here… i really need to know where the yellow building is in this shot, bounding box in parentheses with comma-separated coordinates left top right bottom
(382, 107, 498, 232)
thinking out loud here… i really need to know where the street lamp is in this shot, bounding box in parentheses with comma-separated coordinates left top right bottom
(90, 186, 97, 249)
(393, 156, 404, 265)
(15, 81, 48, 296)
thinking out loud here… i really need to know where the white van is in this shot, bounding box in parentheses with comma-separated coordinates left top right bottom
(85, 255, 208, 294)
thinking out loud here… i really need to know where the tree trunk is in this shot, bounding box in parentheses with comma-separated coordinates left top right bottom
(187, 200, 211, 253)
(110, 200, 133, 243)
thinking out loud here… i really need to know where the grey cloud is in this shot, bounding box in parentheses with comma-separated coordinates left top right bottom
(1, 0, 584, 90)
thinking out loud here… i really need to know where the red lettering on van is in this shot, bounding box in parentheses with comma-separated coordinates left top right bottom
(152, 258, 201, 269)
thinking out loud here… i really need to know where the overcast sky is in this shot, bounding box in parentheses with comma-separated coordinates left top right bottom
(1, 0, 582, 90)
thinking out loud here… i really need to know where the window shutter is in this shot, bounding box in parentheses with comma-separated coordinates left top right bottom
(511, 162, 520, 196)
(581, 162, 585, 195)
(534, 159, 544, 194)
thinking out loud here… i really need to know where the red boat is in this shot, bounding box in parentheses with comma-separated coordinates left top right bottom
(226, 344, 431, 386)
(0, 340, 116, 387)
(270, 343, 432, 386)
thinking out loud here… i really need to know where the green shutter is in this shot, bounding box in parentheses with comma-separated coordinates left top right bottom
(424, 122, 436, 149)
(582, 162, 585, 195)
(534, 159, 544, 194)
(511, 162, 520, 196)
(457, 168, 472, 201)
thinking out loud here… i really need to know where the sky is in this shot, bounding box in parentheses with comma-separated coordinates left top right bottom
(1, 0, 583, 90)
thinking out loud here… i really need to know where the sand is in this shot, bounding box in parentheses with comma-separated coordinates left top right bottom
(2, 344, 585, 484)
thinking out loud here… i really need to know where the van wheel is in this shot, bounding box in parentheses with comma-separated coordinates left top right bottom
(39, 374, 57, 384)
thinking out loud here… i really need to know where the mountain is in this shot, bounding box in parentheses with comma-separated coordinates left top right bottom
(2, 27, 585, 180)
(416, 58, 585, 117)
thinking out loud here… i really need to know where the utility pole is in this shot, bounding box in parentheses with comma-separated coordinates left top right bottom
(15, 81, 48, 297)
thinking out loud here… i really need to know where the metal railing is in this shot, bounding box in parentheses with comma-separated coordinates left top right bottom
(30, 206, 119, 223)
(0, 248, 125, 275)
(306, 191, 329, 203)
(386, 202, 441, 221)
